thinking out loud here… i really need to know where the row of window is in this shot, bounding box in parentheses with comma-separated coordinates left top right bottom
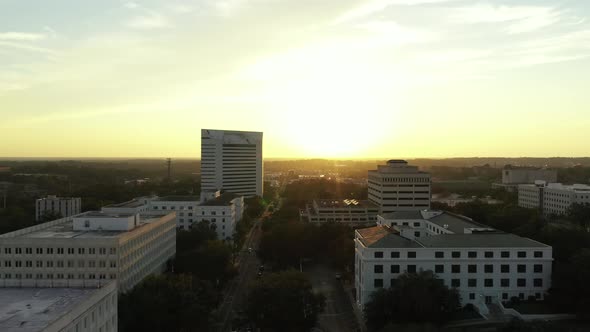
(1, 273, 116, 279)
(374, 277, 543, 288)
(2, 260, 117, 269)
(374, 250, 544, 259)
(374, 263, 543, 274)
(2, 247, 116, 255)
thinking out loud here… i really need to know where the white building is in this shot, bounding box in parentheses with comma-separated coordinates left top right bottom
(368, 160, 431, 214)
(0, 211, 176, 293)
(354, 210, 552, 310)
(35, 195, 81, 221)
(201, 129, 263, 197)
(518, 182, 590, 215)
(301, 199, 379, 225)
(493, 167, 557, 192)
(0, 281, 117, 332)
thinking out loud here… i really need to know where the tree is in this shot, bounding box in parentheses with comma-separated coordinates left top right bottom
(39, 210, 63, 222)
(364, 271, 460, 331)
(568, 203, 590, 229)
(246, 270, 325, 332)
(118, 274, 218, 332)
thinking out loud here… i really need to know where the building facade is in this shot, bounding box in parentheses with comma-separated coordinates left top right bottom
(35, 195, 81, 221)
(0, 281, 117, 332)
(201, 129, 263, 197)
(367, 160, 431, 214)
(0, 211, 176, 293)
(518, 182, 590, 215)
(493, 167, 557, 192)
(354, 211, 552, 310)
(301, 199, 379, 225)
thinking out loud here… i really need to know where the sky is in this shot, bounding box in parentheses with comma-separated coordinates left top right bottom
(0, 0, 589, 159)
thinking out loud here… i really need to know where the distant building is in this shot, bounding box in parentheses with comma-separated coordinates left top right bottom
(35, 195, 81, 221)
(354, 210, 553, 310)
(0, 211, 176, 293)
(432, 194, 502, 207)
(368, 160, 431, 214)
(201, 129, 263, 197)
(301, 199, 379, 225)
(0, 281, 117, 332)
(493, 167, 557, 192)
(518, 182, 590, 215)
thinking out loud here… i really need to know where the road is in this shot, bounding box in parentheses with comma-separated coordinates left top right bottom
(305, 265, 359, 332)
(217, 218, 264, 332)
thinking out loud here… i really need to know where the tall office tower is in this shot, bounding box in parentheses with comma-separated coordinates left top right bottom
(201, 129, 263, 197)
(368, 160, 431, 214)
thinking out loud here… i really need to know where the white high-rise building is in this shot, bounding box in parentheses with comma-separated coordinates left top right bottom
(201, 129, 263, 197)
(368, 160, 431, 214)
(35, 195, 81, 221)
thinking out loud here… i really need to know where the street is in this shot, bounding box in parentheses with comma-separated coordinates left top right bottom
(217, 218, 263, 332)
(305, 265, 359, 332)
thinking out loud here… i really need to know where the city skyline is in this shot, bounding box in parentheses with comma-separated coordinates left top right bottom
(1, 0, 590, 159)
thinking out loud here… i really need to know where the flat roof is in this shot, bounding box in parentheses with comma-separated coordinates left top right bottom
(201, 192, 239, 206)
(0, 287, 101, 332)
(315, 199, 378, 209)
(417, 233, 550, 248)
(357, 226, 421, 249)
(153, 195, 200, 202)
(380, 211, 423, 219)
(103, 199, 146, 208)
(426, 212, 488, 234)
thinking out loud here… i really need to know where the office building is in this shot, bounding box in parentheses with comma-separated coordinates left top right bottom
(368, 160, 431, 214)
(0, 211, 176, 293)
(201, 129, 263, 197)
(493, 167, 557, 192)
(518, 182, 590, 215)
(301, 199, 379, 225)
(0, 281, 117, 332)
(35, 195, 81, 221)
(354, 210, 552, 310)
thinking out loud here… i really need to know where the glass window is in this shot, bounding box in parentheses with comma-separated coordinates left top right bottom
(374, 279, 383, 288)
(484, 279, 493, 287)
(468, 264, 477, 273)
(451, 279, 460, 287)
(391, 252, 400, 258)
(451, 265, 460, 273)
(374, 265, 383, 273)
(468, 251, 477, 258)
(468, 279, 477, 287)
(374, 251, 383, 258)
(484, 264, 493, 273)
(452, 251, 461, 258)
(517, 251, 527, 258)
(501, 251, 510, 258)
(407, 265, 417, 273)
(391, 265, 400, 273)
(534, 278, 543, 287)
(501, 279, 509, 287)
(435, 251, 444, 258)
(534, 264, 543, 273)
(435, 265, 444, 273)
(407, 251, 416, 258)
(517, 264, 526, 273)
(534, 251, 543, 258)
(501, 265, 510, 273)
(484, 251, 494, 258)
(517, 279, 526, 287)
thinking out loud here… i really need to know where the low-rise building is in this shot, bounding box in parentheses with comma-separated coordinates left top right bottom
(354, 210, 552, 310)
(0, 281, 117, 332)
(493, 167, 557, 192)
(301, 199, 379, 225)
(35, 195, 81, 221)
(0, 210, 176, 293)
(518, 182, 590, 215)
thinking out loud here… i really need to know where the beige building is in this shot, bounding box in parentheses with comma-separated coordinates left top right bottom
(0, 281, 117, 332)
(301, 199, 379, 225)
(518, 182, 590, 216)
(0, 211, 176, 293)
(35, 195, 81, 221)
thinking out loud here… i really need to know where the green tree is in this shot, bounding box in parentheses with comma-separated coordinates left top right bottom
(38, 210, 63, 222)
(118, 274, 218, 332)
(364, 271, 460, 331)
(246, 270, 325, 332)
(568, 203, 590, 229)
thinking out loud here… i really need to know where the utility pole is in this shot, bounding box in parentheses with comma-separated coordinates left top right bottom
(166, 158, 172, 181)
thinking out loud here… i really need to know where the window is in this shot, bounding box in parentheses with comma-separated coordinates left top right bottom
(451, 279, 460, 287)
(391, 265, 400, 273)
(517, 251, 527, 258)
(78, 248, 85, 254)
(25, 248, 32, 254)
(534, 251, 543, 258)
(374, 265, 383, 273)
(407, 265, 417, 273)
(501, 265, 510, 273)
(468, 279, 477, 287)
(435, 265, 444, 273)
(484, 279, 493, 287)
(517, 279, 526, 287)
(36, 248, 42, 254)
(517, 265, 526, 273)
(534, 264, 543, 273)
(110, 248, 116, 255)
(374, 251, 383, 258)
(451, 265, 460, 273)
(468, 264, 477, 273)
(47, 248, 53, 254)
(501, 251, 510, 258)
(68, 248, 74, 254)
(99, 248, 106, 255)
(390, 279, 397, 288)
(501, 279, 509, 287)
(435, 251, 444, 258)
(452, 251, 461, 258)
(484, 264, 493, 273)
(391, 252, 400, 258)
(468, 251, 477, 258)
(484, 251, 494, 258)
(469, 293, 475, 300)
(407, 251, 416, 258)
(36, 261, 42, 268)
(534, 278, 543, 287)
(502, 293, 508, 300)
(4, 248, 11, 254)
(413, 222, 420, 227)
(15, 248, 22, 254)
(57, 248, 64, 254)
(374, 279, 383, 288)
(414, 231, 420, 238)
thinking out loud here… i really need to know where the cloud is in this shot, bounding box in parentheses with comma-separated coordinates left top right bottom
(0, 32, 46, 41)
(334, 0, 458, 24)
(124, 2, 139, 10)
(450, 4, 561, 34)
(126, 12, 170, 29)
(0, 41, 58, 55)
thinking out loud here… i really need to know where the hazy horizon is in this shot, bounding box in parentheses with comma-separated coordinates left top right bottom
(1, 0, 589, 158)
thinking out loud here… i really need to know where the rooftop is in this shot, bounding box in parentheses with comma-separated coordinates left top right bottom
(356, 226, 421, 249)
(427, 212, 489, 234)
(315, 199, 378, 209)
(103, 199, 146, 208)
(153, 195, 200, 202)
(0, 286, 106, 332)
(201, 192, 240, 206)
(417, 233, 550, 248)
